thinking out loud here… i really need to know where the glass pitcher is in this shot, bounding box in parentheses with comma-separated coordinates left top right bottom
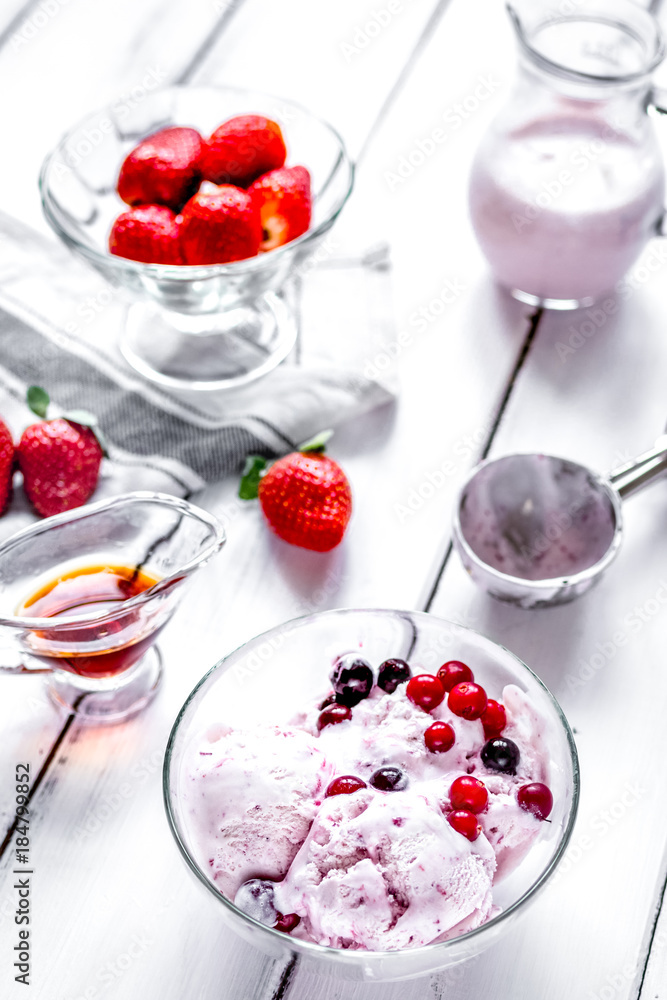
(469, 0, 667, 308)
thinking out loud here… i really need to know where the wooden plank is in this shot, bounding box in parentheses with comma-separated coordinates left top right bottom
(0, 1, 556, 998)
(427, 237, 667, 995)
(191, 0, 454, 160)
(0, 0, 246, 844)
(0, 0, 245, 232)
(637, 840, 667, 999)
(0, 1, 54, 51)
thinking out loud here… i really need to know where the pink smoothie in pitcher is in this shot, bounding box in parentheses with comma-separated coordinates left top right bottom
(469, 116, 665, 304)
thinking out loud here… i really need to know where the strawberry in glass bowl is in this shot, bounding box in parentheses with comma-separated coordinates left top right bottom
(39, 87, 354, 391)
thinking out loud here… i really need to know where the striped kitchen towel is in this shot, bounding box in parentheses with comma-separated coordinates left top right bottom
(0, 211, 395, 500)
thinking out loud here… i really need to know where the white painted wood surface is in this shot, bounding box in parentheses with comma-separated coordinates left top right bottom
(0, 0, 666, 997)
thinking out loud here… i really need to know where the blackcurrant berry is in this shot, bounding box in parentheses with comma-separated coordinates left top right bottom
(234, 879, 278, 926)
(481, 737, 520, 775)
(330, 654, 374, 707)
(369, 766, 408, 791)
(377, 658, 412, 693)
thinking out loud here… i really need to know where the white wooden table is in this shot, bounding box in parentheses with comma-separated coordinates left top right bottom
(1, 0, 667, 996)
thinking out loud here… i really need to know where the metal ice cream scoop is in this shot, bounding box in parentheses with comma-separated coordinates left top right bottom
(452, 435, 667, 609)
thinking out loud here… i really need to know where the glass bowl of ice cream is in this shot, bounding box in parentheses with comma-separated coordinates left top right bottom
(163, 608, 579, 981)
(39, 85, 354, 391)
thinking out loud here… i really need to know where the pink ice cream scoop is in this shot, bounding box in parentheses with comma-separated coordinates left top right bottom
(182, 654, 553, 951)
(181, 724, 334, 897)
(274, 787, 496, 950)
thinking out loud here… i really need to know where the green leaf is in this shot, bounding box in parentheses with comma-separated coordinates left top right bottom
(27, 385, 49, 419)
(90, 425, 110, 459)
(62, 409, 109, 458)
(298, 429, 333, 454)
(62, 409, 98, 428)
(239, 455, 267, 500)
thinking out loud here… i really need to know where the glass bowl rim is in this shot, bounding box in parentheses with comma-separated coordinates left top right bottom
(38, 83, 355, 281)
(163, 606, 580, 962)
(0, 491, 225, 629)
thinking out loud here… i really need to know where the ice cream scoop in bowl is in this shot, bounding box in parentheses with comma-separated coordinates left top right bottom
(39, 85, 354, 391)
(164, 608, 578, 981)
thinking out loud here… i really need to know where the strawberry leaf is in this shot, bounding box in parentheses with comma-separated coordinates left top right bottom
(89, 425, 110, 459)
(27, 385, 49, 419)
(62, 408, 98, 428)
(298, 429, 333, 454)
(63, 409, 109, 458)
(239, 455, 267, 499)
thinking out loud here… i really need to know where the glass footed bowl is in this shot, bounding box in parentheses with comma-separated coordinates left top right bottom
(39, 85, 354, 391)
(164, 608, 579, 982)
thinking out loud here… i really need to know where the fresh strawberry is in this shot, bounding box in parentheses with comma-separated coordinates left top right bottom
(109, 205, 184, 265)
(239, 433, 352, 552)
(0, 418, 15, 516)
(201, 115, 286, 188)
(17, 388, 104, 518)
(248, 166, 312, 251)
(117, 126, 203, 211)
(180, 186, 262, 265)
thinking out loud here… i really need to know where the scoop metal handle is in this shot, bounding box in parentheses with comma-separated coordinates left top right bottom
(608, 434, 667, 499)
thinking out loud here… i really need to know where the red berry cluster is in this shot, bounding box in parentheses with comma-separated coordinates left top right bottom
(314, 653, 554, 845)
(406, 660, 505, 746)
(109, 116, 312, 266)
(446, 776, 489, 841)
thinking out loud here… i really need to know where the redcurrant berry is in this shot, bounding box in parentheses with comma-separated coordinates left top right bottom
(325, 775, 367, 797)
(448, 809, 481, 842)
(450, 775, 488, 814)
(274, 912, 301, 933)
(517, 782, 553, 820)
(406, 674, 445, 712)
(317, 704, 352, 731)
(438, 660, 474, 691)
(481, 699, 506, 738)
(424, 721, 455, 753)
(448, 682, 488, 720)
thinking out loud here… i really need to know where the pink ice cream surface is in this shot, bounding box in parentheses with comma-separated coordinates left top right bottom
(479, 685, 550, 881)
(184, 680, 550, 949)
(182, 724, 333, 897)
(274, 787, 496, 950)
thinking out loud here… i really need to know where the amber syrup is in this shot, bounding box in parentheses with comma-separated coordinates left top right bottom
(17, 564, 162, 678)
